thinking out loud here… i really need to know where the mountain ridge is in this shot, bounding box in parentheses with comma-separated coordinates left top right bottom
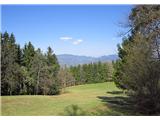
(57, 54, 118, 66)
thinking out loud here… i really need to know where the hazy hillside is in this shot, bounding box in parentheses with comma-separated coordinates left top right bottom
(57, 54, 118, 66)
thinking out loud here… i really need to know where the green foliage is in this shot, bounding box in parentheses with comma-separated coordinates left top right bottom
(113, 5, 160, 114)
(1, 32, 20, 95)
(1, 32, 60, 95)
(69, 62, 111, 85)
(22, 41, 35, 70)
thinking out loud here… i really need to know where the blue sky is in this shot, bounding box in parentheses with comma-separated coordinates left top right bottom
(1, 5, 132, 57)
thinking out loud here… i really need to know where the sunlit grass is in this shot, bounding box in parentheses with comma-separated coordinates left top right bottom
(1, 82, 127, 116)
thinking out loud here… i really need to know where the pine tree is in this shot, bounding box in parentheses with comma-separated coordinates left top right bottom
(113, 5, 160, 114)
(16, 44, 23, 65)
(1, 32, 62, 95)
(1, 32, 20, 95)
(46, 46, 60, 95)
(46, 46, 60, 76)
(22, 41, 35, 70)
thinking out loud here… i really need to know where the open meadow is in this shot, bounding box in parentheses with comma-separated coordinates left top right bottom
(1, 82, 135, 116)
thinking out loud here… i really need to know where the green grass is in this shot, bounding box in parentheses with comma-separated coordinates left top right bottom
(1, 82, 134, 116)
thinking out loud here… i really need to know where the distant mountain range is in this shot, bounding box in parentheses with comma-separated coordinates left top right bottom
(57, 54, 119, 66)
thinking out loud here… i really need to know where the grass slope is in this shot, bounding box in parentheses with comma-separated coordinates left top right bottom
(1, 82, 133, 116)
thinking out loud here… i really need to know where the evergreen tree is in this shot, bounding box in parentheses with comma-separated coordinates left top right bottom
(16, 44, 23, 65)
(46, 46, 59, 76)
(22, 41, 35, 70)
(46, 46, 60, 95)
(113, 5, 160, 114)
(1, 32, 61, 95)
(1, 32, 20, 95)
(69, 62, 111, 84)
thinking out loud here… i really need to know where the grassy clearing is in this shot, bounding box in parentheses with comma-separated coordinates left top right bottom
(1, 82, 134, 116)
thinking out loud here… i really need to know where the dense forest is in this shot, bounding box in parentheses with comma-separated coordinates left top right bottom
(70, 62, 112, 85)
(1, 33, 60, 95)
(1, 32, 112, 95)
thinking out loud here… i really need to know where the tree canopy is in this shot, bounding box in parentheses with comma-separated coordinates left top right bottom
(113, 5, 160, 114)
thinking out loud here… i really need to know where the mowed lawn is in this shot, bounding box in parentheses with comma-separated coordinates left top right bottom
(1, 82, 129, 116)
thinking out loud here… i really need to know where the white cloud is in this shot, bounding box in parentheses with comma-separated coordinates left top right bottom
(60, 36, 72, 41)
(72, 39, 83, 45)
(60, 36, 84, 45)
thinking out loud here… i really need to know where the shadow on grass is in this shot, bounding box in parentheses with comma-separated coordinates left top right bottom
(62, 96, 138, 116)
(95, 95, 138, 115)
(107, 91, 123, 95)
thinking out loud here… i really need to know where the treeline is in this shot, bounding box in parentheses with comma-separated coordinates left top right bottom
(1, 32, 60, 95)
(113, 5, 160, 114)
(1, 32, 112, 95)
(69, 62, 112, 85)
(52, 62, 112, 90)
